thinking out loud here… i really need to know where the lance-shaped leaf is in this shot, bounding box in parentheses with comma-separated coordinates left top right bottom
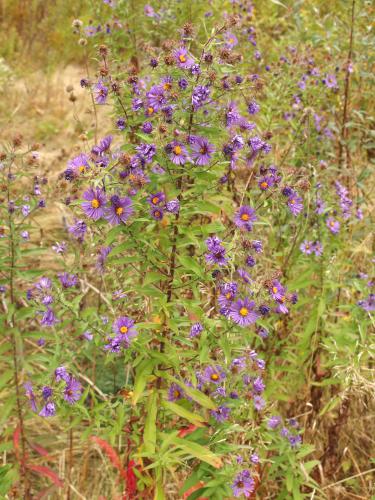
(170, 436, 222, 469)
(162, 401, 207, 427)
(132, 358, 158, 405)
(143, 389, 158, 455)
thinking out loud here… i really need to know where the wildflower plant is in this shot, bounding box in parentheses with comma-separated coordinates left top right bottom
(1, 0, 374, 498)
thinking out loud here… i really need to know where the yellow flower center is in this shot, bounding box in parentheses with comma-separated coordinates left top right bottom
(120, 326, 128, 333)
(272, 286, 278, 294)
(330, 221, 335, 227)
(229, 38, 235, 44)
(79, 165, 86, 173)
(225, 292, 231, 299)
(239, 307, 249, 317)
(260, 181, 268, 189)
(148, 106, 154, 115)
(173, 390, 181, 398)
(211, 373, 219, 381)
(91, 199, 100, 209)
(280, 296, 286, 303)
(152, 196, 159, 204)
(241, 213, 250, 221)
(163, 83, 171, 90)
(173, 145, 182, 155)
(179, 54, 186, 63)
(290, 199, 295, 205)
(116, 207, 124, 215)
(154, 211, 161, 218)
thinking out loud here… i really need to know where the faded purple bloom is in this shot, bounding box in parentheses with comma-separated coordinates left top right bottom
(96, 246, 112, 273)
(24, 382, 37, 412)
(52, 241, 67, 254)
(42, 386, 53, 401)
(300, 240, 314, 255)
(68, 219, 87, 242)
(81, 188, 107, 220)
(245, 255, 256, 267)
(326, 217, 340, 234)
(358, 294, 375, 312)
(166, 199, 180, 214)
(190, 137, 215, 166)
(232, 470, 255, 498)
(289, 434, 302, 447)
(253, 395, 265, 411)
(312, 241, 323, 256)
(142, 121, 153, 134)
(64, 377, 83, 404)
(39, 402, 56, 417)
(192, 85, 210, 110)
(234, 206, 257, 231)
(94, 80, 108, 104)
(323, 73, 337, 88)
(58, 273, 78, 288)
(211, 405, 231, 422)
(253, 376, 265, 394)
(116, 117, 126, 130)
(224, 32, 238, 49)
(168, 383, 184, 401)
(190, 322, 203, 338)
(268, 415, 281, 429)
(55, 366, 69, 382)
(205, 236, 228, 266)
(230, 297, 259, 326)
(247, 100, 260, 115)
(105, 195, 133, 225)
(136, 143, 156, 163)
(40, 308, 58, 327)
(288, 194, 303, 216)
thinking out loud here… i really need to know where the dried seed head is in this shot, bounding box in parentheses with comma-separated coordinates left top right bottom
(226, 15, 240, 27)
(66, 84, 74, 93)
(204, 53, 213, 64)
(242, 240, 252, 250)
(78, 38, 87, 46)
(99, 66, 109, 77)
(164, 54, 175, 66)
(158, 124, 167, 134)
(69, 93, 77, 102)
(99, 44, 108, 57)
(72, 19, 83, 28)
(12, 134, 23, 147)
(119, 153, 131, 166)
(161, 39, 175, 51)
(182, 22, 194, 36)
(208, 70, 217, 82)
(297, 178, 311, 191)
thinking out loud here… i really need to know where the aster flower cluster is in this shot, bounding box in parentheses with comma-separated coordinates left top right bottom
(25, 367, 83, 417)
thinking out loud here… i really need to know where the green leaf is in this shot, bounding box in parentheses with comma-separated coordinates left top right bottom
(143, 389, 158, 455)
(132, 358, 157, 405)
(170, 436, 222, 469)
(177, 255, 204, 278)
(157, 373, 217, 410)
(162, 401, 206, 427)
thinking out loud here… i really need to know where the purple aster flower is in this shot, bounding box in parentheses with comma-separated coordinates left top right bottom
(258, 176, 274, 191)
(252, 240, 263, 253)
(312, 241, 323, 256)
(358, 294, 375, 312)
(257, 327, 269, 339)
(248, 136, 264, 152)
(55, 366, 69, 382)
(247, 100, 260, 115)
(326, 217, 340, 234)
(132, 98, 143, 111)
(42, 386, 53, 401)
(136, 143, 156, 164)
(166, 199, 180, 214)
(64, 377, 82, 404)
(231, 134, 245, 151)
(253, 376, 265, 393)
(67, 153, 90, 177)
(245, 255, 256, 267)
(224, 32, 238, 49)
(192, 85, 210, 110)
(218, 282, 238, 308)
(142, 121, 153, 134)
(174, 47, 194, 69)
(190, 64, 201, 76)
(40, 308, 58, 327)
(167, 383, 184, 402)
(230, 357, 246, 374)
(81, 188, 107, 220)
(146, 84, 166, 112)
(288, 194, 303, 216)
(300, 240, 314, 255)
(35, 277, 52, 291)
(231, 470, 255, 498)
(190, 322, 203, 338)
(269, 280, 285, 301)
(253, 395, 265, 411)
(105, 195, 133, 225)
(166, 141, 188, 165)
(230, 297, 259, 327)
(211, 405, 231, 422)
(24, 382, 37, 412)
(268, 415, 281, 429)
(150, 207, 164, 220)
(234, 206, 257, 231)
(39, 402, 56, 417)
(68, 219, 87, 242)
(113, 316, 136, 336)
(251, 453, 259, 464)
(58, 273, 78, 288)
(94, 80, 108, 104)
(205, 236, 228, 266)
(289, 434, 302, 447)
(52, 241, 67, 254)
(116, 117, 126, 130)
(83, 331, 93, 341)
(96, 246, 112, 273)
(202, 365, 226, 384)
(178, 78, 188, 89)
(226, 101, 240, 127)
(237, 268, 252, 284)
(148, 192, 165, 206)
(323, 73, 337, 88)
(190, 137, 215, 166)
